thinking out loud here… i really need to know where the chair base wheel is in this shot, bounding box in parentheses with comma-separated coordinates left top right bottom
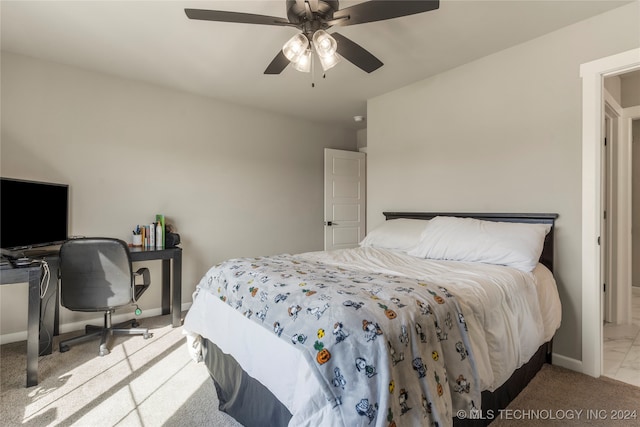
(143, 332, 153, 339)
(60, 345, 70, 353)
(99, 345, 110, 357)
(132, 321, 140, 328)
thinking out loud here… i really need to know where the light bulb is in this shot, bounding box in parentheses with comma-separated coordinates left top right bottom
(292, 49, 312, 73)
(318, 52, 341, 71)
(312, 30, 337, 58)
(282, 33, 309, 62)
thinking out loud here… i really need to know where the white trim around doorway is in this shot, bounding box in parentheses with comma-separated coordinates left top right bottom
(580, 48, 640, 378)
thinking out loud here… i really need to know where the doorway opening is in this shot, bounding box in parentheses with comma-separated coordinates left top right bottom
(580, 48, 640, 380)
(601, 77, 640, 386)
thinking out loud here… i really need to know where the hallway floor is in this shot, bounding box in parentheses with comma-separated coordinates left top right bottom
(603, 286, 640, 386)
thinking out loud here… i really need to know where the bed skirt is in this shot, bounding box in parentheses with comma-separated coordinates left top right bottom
(202, 338, 552, 427)
(202, 339, 293, 427)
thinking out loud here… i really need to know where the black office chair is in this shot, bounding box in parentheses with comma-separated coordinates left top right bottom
(58, 238, 153, 356)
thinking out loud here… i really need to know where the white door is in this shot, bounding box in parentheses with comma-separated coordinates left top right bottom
(324, 149, 366, 251)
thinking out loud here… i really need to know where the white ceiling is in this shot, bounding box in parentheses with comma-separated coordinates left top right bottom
(1, 0, 631, 130)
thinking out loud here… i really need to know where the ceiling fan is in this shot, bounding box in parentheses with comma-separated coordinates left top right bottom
(185, 0, 440, 75)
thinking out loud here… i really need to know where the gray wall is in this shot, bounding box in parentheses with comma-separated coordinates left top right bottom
(0, 51, 356, 339)
(366, 2, 639, 362)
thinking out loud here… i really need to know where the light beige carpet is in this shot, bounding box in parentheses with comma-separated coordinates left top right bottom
(0, 313, 241, 427)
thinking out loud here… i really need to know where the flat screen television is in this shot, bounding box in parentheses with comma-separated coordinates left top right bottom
(1, 177, 69, 251)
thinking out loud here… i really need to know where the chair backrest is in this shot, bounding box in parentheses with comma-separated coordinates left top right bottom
(59, 238, 133, 312)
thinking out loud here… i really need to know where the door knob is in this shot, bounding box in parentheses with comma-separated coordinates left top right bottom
(325, 221, 337, 226)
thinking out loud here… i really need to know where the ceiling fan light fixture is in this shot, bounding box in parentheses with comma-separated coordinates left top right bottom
(186, 1, 441, 76)
(318, 52, 341, 71)
(282, 33, 309, 62)
(292, 49, 312, 72)
(312, 30, 338, 58)
(312, 30, 340, 71)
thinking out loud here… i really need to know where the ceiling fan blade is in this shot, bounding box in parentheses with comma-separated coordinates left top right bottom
(332, 33, 383, 73)
(307, 0, 320, 13)
(185, 9, 292, 27)
(332, 0, 439, 27)
(264, 50, 290, 75)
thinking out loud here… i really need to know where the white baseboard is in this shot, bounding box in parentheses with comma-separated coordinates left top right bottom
(0, 331, 28, 345)
(552, 352, 583, 373)
(0, 302, 192, 345)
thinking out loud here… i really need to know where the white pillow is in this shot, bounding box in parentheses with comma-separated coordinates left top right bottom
(360, 219, 430, 252)
(407, 216, 551, 272)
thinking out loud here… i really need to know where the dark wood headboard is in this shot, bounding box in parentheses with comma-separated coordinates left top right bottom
(383, 212, 558, 272)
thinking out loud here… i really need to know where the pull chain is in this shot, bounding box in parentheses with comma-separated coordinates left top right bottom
(311, 51, 315, 88)
(309, 52, 328, 87)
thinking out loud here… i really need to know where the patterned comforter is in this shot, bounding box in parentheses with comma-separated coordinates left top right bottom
(197, 253, 480, 426)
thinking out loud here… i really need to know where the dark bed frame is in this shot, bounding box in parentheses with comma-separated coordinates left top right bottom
(202, 212, 559, 427)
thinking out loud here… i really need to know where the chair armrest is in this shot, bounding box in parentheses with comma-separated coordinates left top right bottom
(133, 268, 151, 302)
(134, 267, 151, 286)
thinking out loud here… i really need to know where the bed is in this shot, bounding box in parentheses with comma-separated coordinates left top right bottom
(183, 212, 561, 427)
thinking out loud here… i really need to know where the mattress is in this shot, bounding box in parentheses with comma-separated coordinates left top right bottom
(183, 246, 561, 426)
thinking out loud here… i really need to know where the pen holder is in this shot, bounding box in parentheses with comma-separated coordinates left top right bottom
(132, 234, 142, 247)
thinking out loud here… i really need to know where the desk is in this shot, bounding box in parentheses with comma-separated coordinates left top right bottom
(2, 245, 182, 388)
(0, 264, 45, 387)
(128, 247, 182, 328)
